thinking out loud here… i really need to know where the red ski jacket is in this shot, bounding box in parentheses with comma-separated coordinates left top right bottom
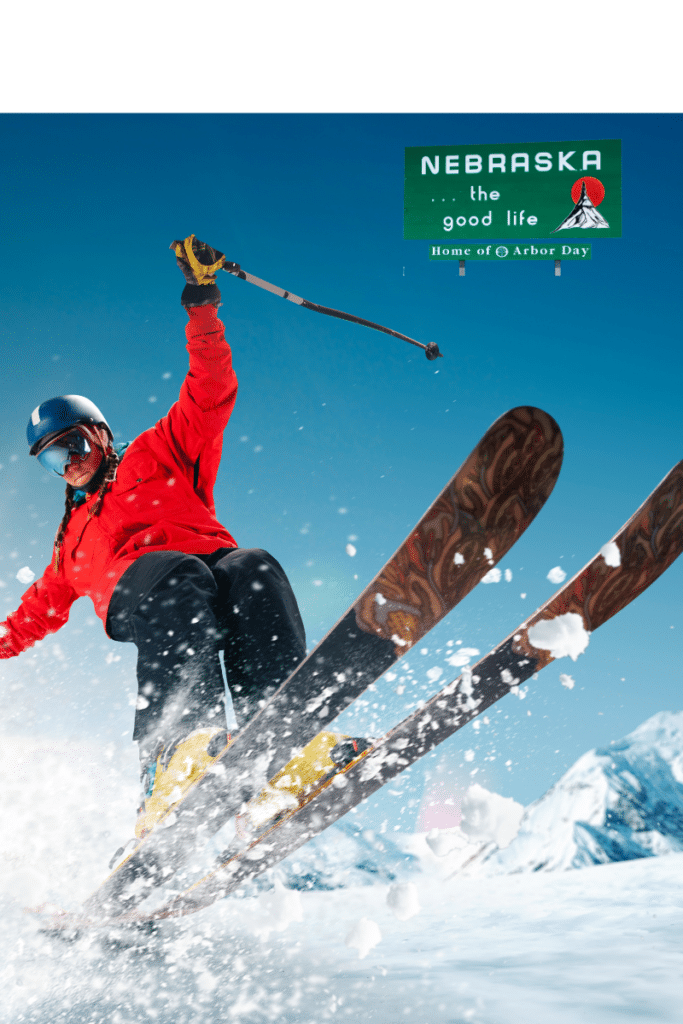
(0, 305, 239, 658)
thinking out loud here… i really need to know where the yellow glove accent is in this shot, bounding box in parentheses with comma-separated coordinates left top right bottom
(181, 234, 226, 285)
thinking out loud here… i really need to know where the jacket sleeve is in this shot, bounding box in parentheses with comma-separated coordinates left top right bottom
(149, 305, 238, 513)
(0, 562, 78, 658)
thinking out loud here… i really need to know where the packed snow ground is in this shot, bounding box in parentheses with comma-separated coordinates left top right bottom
(2, 728, 683, 1024)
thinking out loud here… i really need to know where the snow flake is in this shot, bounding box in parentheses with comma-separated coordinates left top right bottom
(16, 567, 35, 584)
(454, 552, 465, 565)
(128, 693, 149, 709)
(346, 543, 357, 557)
(459, 665, 478, 696)
(481, 567, 502, 584)
(446, 647, 480, 667)
(547, 566, 567, 584)
(560, 673, 575, 689)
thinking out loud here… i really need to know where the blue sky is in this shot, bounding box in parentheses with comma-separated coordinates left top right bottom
(0, 113, 681, 827)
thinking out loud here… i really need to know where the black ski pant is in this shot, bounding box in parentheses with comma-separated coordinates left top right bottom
(106, 548, 306, 769)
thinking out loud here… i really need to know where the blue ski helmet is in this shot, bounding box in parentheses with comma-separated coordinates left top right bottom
(27, 395, 111, 455)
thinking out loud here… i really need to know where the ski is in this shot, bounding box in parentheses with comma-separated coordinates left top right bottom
(54, 407, 564, 921)
(40, 458, 681, 930)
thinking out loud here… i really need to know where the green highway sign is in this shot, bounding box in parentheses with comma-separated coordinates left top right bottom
(430, 243, 591, 261)
(405, 139, 621, 240)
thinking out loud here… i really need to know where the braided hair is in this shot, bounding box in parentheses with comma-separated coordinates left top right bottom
(53, 444, 119, 572)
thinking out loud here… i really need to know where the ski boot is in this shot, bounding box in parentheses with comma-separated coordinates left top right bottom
(136, 728, 231, 840)
(236, 730, 370, 838)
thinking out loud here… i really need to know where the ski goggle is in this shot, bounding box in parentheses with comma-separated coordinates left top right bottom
(35, 428, 93, 478)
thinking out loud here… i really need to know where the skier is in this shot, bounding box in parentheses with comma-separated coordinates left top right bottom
(0, 236, 351, 840)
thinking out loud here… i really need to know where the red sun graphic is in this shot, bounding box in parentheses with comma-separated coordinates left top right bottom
(571, 176, 605, 207)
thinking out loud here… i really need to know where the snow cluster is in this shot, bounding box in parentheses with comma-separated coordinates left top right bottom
(344, 916, 382, 958)
(460, 783, 525, 848)
(599, 540, 621, 567)
(528, 611, 590, 661)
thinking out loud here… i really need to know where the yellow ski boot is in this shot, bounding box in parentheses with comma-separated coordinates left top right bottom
(236, 731, 369, 837)
(136, 728, 230, 839)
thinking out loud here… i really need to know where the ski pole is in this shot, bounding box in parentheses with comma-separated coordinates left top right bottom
(220, 262, 443, 361)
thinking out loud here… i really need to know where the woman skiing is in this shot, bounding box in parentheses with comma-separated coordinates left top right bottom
(0, 236, 321, 839)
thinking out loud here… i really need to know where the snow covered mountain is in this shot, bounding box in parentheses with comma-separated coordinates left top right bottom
(553, 180, 610, 230)
(465, 710, 683, 875)
(237, 710, 683, 889)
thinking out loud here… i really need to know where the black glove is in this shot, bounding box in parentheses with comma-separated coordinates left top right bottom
(170, 235, 226, 308)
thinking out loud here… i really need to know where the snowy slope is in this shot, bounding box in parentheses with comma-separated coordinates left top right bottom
(466, 711, 683, 875)
(4, 719, 683, 1023)
(4, 833, 683, 1023)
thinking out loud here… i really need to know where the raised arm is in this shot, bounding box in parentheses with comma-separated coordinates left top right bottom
(136, 236, 239, 512)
